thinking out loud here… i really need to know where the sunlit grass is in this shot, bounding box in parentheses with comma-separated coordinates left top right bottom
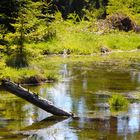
(109, 94, 129, 111)
(26, 23, 140, 55)
(1, 49, 140, 84)
(1, 20, 140, 83)
(0, 57, 59, 83)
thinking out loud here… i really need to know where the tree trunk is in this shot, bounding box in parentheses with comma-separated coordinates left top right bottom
(1, 80, 73, 117)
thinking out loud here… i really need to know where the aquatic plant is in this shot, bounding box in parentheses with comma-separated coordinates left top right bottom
(108, 94, 129, 110)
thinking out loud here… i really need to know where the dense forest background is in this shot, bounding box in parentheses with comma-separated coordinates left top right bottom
(1, 0, 140, 46)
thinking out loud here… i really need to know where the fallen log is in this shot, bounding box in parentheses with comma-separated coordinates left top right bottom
(1, 79, 73, 117)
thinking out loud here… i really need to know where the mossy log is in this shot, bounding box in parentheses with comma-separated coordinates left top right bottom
(1, 79, 73, 117)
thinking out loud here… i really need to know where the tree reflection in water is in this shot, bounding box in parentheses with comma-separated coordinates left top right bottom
(1, 64, 140, 139)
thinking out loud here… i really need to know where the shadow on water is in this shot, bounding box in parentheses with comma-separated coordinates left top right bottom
(21, 116, 69, 131)
(19, 116, 77, 140)
(0, 116, 71, 140)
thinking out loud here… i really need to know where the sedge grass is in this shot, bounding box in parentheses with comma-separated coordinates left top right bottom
(109, 94, 129, 111)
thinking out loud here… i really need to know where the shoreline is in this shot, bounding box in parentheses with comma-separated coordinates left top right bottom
(1, 51, 140, 84)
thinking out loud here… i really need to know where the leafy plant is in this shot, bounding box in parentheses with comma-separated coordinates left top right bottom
(107, 0, 140, 17)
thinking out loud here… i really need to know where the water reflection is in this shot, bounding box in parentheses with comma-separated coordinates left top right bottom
(1, 63, 140, 139)
(46, 82, 73, 112)
(118, 103, 140, 135)
(23, 118, 78, 140)
(130, 71, 140, 84)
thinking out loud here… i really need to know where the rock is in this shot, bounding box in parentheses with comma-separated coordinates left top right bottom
(94, 103, 110, 109)
(100, 46, 111, 54)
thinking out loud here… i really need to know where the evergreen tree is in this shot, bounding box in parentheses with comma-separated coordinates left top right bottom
(7, 0, 51, 68)
(0, 0, 19, 42)
(107, 0, 140, 15)
(12, 0, 52, 48)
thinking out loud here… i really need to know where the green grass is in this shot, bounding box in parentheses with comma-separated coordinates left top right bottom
(109, 94, 129, 111)
(102, 32, 140, 50)
(1, 49, 140, 84)
(1, 20, 140, 83)
(0, 56, 59, 84)
(50, 20, 140, 53)
(26, 20, 140, 55)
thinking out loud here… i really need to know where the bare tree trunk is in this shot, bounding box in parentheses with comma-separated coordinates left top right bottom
(1, 79, 73, 117)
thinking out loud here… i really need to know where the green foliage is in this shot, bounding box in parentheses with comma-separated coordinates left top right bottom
(12, 0, 47, 44)
(0, 0, 18, 33)
(107, 0, 140, 17)
(1, 0, 140, 84)
(0, 25, 8, 41)
(109, 94, 129, 110)
(0, 55, 59, 83)
(1, 0, 55, 49)
(29, 23, 140, 55)
(1, 0, 140, 48)
(68, 12, 81, 23)
(0, 60, 6, 80)
(83, 0, 107, 20)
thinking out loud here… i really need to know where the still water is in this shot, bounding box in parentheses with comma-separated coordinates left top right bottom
(0, 63, 140, 140)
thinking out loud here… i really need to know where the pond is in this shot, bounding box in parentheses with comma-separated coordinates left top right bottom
(0, 62, 140, 140)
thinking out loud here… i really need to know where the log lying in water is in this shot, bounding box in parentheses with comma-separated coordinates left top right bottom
(1, 79, 73, 117)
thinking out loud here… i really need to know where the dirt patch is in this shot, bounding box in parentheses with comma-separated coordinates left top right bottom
(19, 75, 57, 85)
(20, 75, 45, 85)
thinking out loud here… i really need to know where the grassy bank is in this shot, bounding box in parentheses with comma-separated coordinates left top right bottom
(0, 55, 59, 84)
(1, 51, 140, 84)
(27, 20, 140, 55)
(1, 20, 140, 84)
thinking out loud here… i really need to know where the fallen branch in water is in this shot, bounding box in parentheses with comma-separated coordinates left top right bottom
(1, 79, 73, 117)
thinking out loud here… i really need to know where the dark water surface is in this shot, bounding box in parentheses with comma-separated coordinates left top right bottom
(1, 63, 140, 140)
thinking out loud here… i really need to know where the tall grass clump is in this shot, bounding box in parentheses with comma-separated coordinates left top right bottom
(108, 94, 129, 111)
